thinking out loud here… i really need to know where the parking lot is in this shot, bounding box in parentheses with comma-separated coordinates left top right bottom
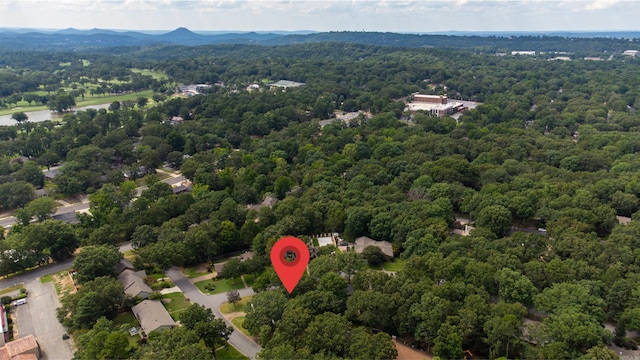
(14, 279, 74, 360)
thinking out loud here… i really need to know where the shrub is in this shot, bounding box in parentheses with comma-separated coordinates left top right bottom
(1, 296, 12, 305)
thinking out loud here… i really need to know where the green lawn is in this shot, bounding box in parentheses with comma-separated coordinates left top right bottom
(113, 312, 140, 328)
(215, 341, 249, 360)
(382, 259, 406, 272)
(40, 274, 53, 283)
(312, 238, 319, 246)
(0, 284, 24, 296)
(0, 90, 155, 116)
(162, 292, 191, 321)
(182, 265, 211, 279)
(367, 263, 383, 270)
(195, 278, 245, 295)
(243, 274, 255, 287)
(131, 68, 170, 81)
(219, 295, 253, 314)
(230, 317, 251, 338)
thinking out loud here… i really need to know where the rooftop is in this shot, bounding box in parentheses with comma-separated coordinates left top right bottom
(4, 335, 38, 359)
(131, 300, 176, 334)
(354, 236, 394, 258)
(268, 80, 305, 88)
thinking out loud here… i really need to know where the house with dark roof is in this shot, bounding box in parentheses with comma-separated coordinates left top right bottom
(52, 212, 79, 225)
(116, 258, 135, 274)
(131, 300, 176, 335)
(247, 195, 277, 212)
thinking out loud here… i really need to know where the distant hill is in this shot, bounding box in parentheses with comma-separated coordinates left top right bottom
(0, 27, 639, 52)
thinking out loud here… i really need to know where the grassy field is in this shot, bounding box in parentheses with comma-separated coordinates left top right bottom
(219, 295, 253, 314)
(0, 90, 154, 117)
(231, 317, 251, 337)
(163, 292, 191, 321)
(382, 259, 406, 272)
(195, 278, 245, 295)
(40, 274, 54, 283)
(131, 68, 170, 81)
(215, 341, 249, 360)
(0, 284, 24, 296)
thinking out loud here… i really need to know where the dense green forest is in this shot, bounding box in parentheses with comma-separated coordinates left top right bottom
(2, 41, 640, 359)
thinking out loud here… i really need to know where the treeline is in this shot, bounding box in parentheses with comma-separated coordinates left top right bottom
(1, 42, 640, 357)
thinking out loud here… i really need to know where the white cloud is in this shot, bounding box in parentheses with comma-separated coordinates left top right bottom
(585, 0, 621, 10)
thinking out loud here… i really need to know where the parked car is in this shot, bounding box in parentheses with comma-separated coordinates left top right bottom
(12, 299, 27, 306)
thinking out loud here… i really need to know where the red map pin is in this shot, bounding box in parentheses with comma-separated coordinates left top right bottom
(270, 236, 310, 293)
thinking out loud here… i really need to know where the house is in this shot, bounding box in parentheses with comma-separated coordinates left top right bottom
(116, 258, 135, 274)
(354, 236, 394, 258)
(214, 251, 254, 274)
(176, 84, 212, 96)
(118, 269, 153, 300)
(172, 181, 192, 195)
(52, 211, 79, 225)
(0, 307, 8, 346)
(267, 80, 305, 89)
(0, 335, 40, 360)
(246, 84, 260, 92)
(169, 116, 184, 126)
(511, 51, 536, 56)
(623, 50, 639, 57)
(131, 300, 176, 335)
(247, 195, 278, 212)
(42, 169, 60, 180)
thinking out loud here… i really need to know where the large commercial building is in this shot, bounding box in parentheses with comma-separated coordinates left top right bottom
(406, 94, 464, 117)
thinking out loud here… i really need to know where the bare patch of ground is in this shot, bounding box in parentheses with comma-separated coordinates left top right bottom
(395, 341, 432, 360)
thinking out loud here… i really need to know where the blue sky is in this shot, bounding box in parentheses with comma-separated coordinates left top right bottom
(0, 0, 638, 33)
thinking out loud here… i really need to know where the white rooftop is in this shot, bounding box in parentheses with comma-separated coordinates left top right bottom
(317, 236, 333, 247)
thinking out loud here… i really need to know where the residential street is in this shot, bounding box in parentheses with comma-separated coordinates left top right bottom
(0, 170, 185, 229)
(166, 268, 260, 359)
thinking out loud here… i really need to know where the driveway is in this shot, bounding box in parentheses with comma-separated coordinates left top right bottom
(17, 279, 74, 360)
(166, 268, 260, 359)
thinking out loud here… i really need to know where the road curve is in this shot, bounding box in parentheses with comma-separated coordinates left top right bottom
(166, 268, 261, 359)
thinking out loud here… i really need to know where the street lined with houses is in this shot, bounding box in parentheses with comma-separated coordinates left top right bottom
(166, 268, 260, 359)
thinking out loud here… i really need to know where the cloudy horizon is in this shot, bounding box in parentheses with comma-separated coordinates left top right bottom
(0, 0, 639, 33)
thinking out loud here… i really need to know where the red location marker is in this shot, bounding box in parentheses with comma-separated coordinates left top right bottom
(270, 236, 310, 293)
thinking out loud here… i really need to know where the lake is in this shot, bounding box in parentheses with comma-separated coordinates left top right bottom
(0, 103, 112, 126)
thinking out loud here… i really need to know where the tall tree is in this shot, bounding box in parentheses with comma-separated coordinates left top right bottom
(72, 245, 122, 283)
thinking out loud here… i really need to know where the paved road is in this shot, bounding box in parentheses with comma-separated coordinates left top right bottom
(0, 261, 73, 289)
(1, 171, 185, 229)
(0, 242, 132, 290)
(166, 268, 260, 359)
